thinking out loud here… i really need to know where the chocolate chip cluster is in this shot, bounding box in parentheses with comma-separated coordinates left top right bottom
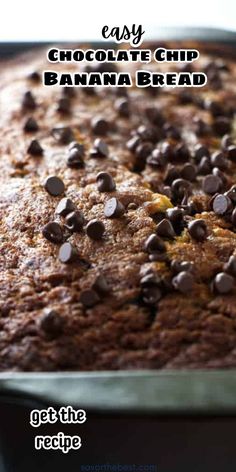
(24, 54, 236, 316)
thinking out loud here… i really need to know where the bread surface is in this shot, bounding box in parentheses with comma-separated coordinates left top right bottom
(1, 43, 236, 371)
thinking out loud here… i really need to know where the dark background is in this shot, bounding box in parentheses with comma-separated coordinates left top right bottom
(1, 397, 236, 472)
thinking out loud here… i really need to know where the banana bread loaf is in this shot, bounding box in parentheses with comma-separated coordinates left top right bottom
(0, 42, 236, 371)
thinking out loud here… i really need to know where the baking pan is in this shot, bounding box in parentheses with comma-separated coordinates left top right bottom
(1, 370, 236, 414)
(1, 28, 236, 416)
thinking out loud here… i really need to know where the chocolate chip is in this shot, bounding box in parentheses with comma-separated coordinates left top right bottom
(24, 117, 39, 133)
(80, 289, 100, 308)
(147, 149, 166, 167)
(139, 266, 154, 278)
(142, 286, 162, 305)
(208, 192, 219, 211)
(161, 186, 172, 199)
(197, 157, 211, 175)
(180, 196, 197, 215)
(193, 118, 211, 137)
(22, 91, 36, 110)
(91, 116, 109, 135)
(38, 309, 64, 337)
(145, 107, 165, 126)
(58, 242, 77, 263)
(86, 219, 105, 240)
(213, 272, 234, 294)
(140, 273, 161, 287)
(224, 255, 236, 277)
(212, 194, 232, 215)
(144, 234, 166, 254)
(92, 274, 110, 294)
(227, 145, 236, 162)
(166, 207, 184, 225)
(194, 144, 210, 162)
(163, 123, 181, 140)
(161, 142, 175, 161)
(171, 260, 193, 274)
(65, 210, 84, 232)
(42, 221, 64, 244)
(188, 219, 207, 242)
(134, 142, 153, 170)
(104, 197, 125, 218)
(175, 144, 191, 162)
(90, 138, 109, 158)
(231, 208, 236, 226)
(67, 147, 84, 168)
(44, 176, 65, 196)
(148, 253, 168, 262)
(210, 151, 227, 170)
(96, 172, 116, 192)
(79, 259, 91, 270)
(212, 167, 227, 188)
(202, 174, 221, 194)
(57, 97, 71, 114)
(172, 271, 194, 293)
(115, 98, 130, 117)
(127, 202, 138, 210)
(204, 99, 224, 117)
(137, 125, 159, 143)
(51, 126, 74, 144)
(213, 117, 231, 136)
(171, 178, 191, 200)
(181, 195, 190, 212)
(55, 198, 76, 217)
(181, 163, 196, 182)
(68, 141, 83, 151)
(156, 219, 175, 239)
(226, 185, 236, 203)
(28, 71, 40, 82)
(179, 191, 188, 207)
(164, 165, 180, 185)
(126, 135, 141, 152)
(221, 134, 233, 150)
(27, 139, 43, 156)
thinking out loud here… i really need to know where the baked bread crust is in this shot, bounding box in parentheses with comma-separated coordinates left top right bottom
(0, 42, 236, 371)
